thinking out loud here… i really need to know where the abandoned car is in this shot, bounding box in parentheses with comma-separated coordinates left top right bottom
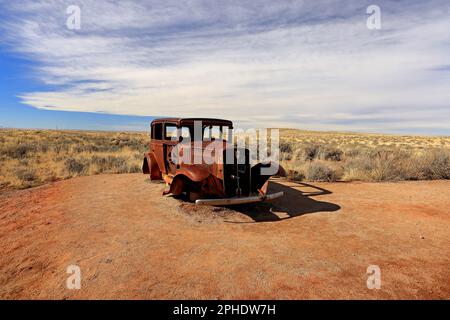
(143, 118, 285, 205)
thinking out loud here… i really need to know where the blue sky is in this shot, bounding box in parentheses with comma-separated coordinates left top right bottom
(0, 45, 153, 130)
(0, 0, 449, 134)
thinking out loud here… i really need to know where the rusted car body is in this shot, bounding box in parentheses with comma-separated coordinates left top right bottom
(143, 118, 285, 205)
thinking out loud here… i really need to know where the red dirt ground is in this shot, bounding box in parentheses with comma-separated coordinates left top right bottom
(0, 174, 449, 299)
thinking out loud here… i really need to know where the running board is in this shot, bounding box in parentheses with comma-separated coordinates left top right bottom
(195, 191, 284, 206)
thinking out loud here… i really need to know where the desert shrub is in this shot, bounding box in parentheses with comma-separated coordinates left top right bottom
(15, 168, 40, 189)
(294, 144, 343, 162)
(420, 150, 450, 179)
(280, 152, 292, 161)
(18, 158, 29, 166)
(303, 145, 320, 161)
(65, 158, 85, 174)
(3, 143, 37, 159)
(38, 142, 50, 153)
(342, 157, 372, 181)
(368, 149, 402, 181)
(127, 164, 141, 173)
(344, 148, 362, 158)
(91, 155, 128, 173)
(279, 142, 293, 154)
(287, 169, 304, 181)
(304, 161, 340, 182)
(320, 147, 343, 161)
(15, 167, 38, 182)
(341, 149, 406, 181)
(295, 144, 320, 161)
(52, 143, 70, 153)
(111, 136, 145, 151)
(0, 180, 10, 189)
(279, 141, 294, 161)
(73, 144, 100, 153)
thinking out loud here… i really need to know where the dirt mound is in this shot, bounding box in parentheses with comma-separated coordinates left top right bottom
(0, 174, 449, 299)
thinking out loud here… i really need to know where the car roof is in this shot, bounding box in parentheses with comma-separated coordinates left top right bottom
(151, 118, 233, 127)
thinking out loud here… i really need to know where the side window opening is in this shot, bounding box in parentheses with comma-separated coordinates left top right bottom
(152, 123, 163, 140)
(165, 124, 177, 140)
(179, 127, 191, 140)
(203, 125, 230, 141)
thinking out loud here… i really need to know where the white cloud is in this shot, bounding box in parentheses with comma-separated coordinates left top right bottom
(1, 0, 450, 133)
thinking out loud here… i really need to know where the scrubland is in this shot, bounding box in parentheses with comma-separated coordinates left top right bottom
(0, 129, 147, 190)
(279, 129, 450, 182)
(0, 128, 449, 190)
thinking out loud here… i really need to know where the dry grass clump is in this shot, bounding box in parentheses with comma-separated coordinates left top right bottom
(303, 161, 340, 182)
(0, 129, 148, 190)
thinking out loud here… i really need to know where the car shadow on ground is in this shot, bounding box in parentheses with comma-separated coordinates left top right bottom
(225, 180, 341, 223)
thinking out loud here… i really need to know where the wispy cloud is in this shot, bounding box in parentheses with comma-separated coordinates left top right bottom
(1, 0, 449, 133)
